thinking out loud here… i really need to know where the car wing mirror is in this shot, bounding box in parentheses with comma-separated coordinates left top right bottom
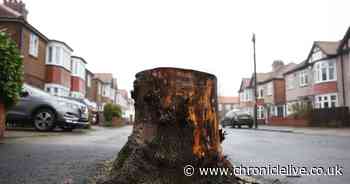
(20, 91, 29, 98)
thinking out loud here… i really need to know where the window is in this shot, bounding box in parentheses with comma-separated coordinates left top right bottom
(87, 74, 91, 87)
(299, 70, 309, 87)
(29, 33, 39, 57)
(267, 82, 273, 96)
(314, 60, 336, 83)
(315, 93, 338, 109)
(218, 104, 223, 111)
(257, 106, 265, 119)
(258, 87, 264, 98)
(55, 47, 61, 65)
(48, 46, 53, 63)
(287, 74, 296, 89)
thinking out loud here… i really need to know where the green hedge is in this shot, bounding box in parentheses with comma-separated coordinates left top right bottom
(0, 31, 23, 108)
(103, 103, 122, 122)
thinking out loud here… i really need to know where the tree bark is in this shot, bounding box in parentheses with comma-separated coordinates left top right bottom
(102, 68, 238, 184)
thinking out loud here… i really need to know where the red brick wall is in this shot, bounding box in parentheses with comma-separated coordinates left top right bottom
(0, 102, 5, 139)
(71, 76, 85, 93)
(313, 81, 337, 95)
(46, 66, 71, 89)
(0, 21, 47, 89)
(268, 117, 309, 127)
(273, 79, 286, 104)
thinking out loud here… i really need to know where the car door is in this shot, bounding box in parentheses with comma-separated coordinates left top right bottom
(6, 89, 34, 121)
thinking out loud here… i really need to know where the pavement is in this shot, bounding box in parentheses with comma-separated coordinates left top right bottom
(256, 125, 350, 137)
(0, 125, 349, 184)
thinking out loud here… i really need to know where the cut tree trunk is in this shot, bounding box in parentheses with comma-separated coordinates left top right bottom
(101, 68, 239, 184)
(0, 102, 5, 139)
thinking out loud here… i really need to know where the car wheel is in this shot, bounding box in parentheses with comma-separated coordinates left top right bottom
(33, 109, 56, 131)
(248, 124, 253, 128)
(238, 125, 241, 129)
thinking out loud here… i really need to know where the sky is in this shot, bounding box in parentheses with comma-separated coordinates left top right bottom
(22, 0, 350, 96)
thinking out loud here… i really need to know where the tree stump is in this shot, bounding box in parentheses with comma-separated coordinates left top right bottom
(102, 68, 239, 184)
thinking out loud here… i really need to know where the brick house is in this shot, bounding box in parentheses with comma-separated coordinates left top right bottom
(338, 26, 350, 110)
(218, 96, 239, 119)
(284, 41, 343, 115)
(91, 77, 103, 111)
(94, 73, 117, 107)
(85, 69, 94, 101)
(255, 61, 296, 124)
(44, 40, 73, 96)
(70, 56, 87, 98)
(0, 1, 48, 89)
(238, 78, 254, 116)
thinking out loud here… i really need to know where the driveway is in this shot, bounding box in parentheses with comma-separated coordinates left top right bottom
(0, 126, 132, 184)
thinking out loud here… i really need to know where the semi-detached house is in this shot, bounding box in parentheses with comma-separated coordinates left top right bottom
(284, 41, 342, 116)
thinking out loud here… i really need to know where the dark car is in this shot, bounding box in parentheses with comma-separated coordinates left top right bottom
(6, 84, 89, 131)
(221, 110, 254, 128)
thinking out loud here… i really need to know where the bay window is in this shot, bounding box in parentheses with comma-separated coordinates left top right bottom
(314, 60, 336, 83)
(46, 42, 72, 71)
(314, 93, 338, 109)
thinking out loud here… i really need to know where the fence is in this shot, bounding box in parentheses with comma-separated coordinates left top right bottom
(310, 107, 350, 127)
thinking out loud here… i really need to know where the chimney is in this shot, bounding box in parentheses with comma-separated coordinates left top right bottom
(3, 0, 28, 19)
(272, 60, 284, 72)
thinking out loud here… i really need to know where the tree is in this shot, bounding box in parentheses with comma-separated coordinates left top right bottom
(0, 31, 23, 138)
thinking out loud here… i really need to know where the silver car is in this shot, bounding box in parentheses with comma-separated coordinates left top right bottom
(6, 84, 89, 131)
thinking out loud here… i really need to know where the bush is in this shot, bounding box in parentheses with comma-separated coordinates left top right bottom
(103, 103, 122, 122)
(0, 31, 23, 108)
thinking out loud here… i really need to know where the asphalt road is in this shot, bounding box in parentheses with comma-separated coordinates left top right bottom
(0, 126, 349, 184)
(222, 127, 350, 184)
(0, 126, 132, 184)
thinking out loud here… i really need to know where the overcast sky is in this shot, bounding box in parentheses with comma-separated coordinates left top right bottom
(23, 0, 349, 96)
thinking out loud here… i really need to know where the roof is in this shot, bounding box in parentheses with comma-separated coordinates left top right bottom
(0, 16, 49, 41)
(314, 41, 339, 56)
(71, 56, 87, 64)
(239, 78, 251, 91)
(218, 96, 239, 104)
(94, 73, 113, 83)
(49, 40, 74, 52)
(0, 3, 21, 17)
(283, 60, 309, 75)
(338, 26, 350, 52)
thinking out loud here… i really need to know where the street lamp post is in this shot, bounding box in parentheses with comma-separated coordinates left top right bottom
(252, 33, 258, 129)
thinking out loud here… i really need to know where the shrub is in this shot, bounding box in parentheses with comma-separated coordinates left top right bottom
(103, 103, 122, 122)
(0, 31, 23, 108)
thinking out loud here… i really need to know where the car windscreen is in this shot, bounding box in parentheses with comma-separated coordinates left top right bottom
(225, 111, 237, 118)
(23, 84, 51, 98)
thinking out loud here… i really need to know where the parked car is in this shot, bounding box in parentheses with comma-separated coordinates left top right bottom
(221, 110, 254, 128)
(6, 84, 89, 131)
(63, 97, 98, 125)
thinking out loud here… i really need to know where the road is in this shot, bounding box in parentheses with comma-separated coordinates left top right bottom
(0, 126, 132, 184)
(222, 127, 350, 184)
(0, 126, 349, 184)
